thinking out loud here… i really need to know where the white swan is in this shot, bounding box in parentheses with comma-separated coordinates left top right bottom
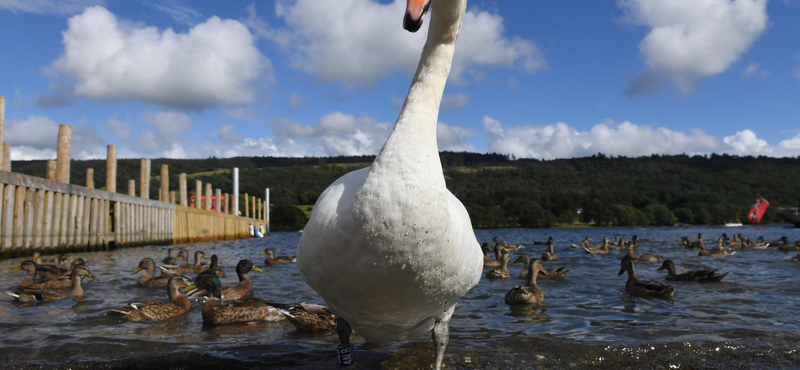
(296, 0, 481, 368)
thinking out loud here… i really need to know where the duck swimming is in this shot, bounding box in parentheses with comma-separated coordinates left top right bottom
(183, 270, 284, 326)
(162, 250, 209, 275)
(512, 254, 570, 280)
(625, 242, 662, 262)
(7, 265, 97, 303)
(541, 241, 557, 261)
(133, 258, 172, 288)
(657, 260, 727, 282)
(110, 276, 191, 321)
(486, 251, 511, 279)
(261, 248, 296, 266)
(619, 255, 675, 299)
(505, 258, 547, 305)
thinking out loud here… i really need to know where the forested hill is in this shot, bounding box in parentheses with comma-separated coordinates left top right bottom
(11, 152, 800, 230)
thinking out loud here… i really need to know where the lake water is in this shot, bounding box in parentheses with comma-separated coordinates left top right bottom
(1, 226, 800, 369)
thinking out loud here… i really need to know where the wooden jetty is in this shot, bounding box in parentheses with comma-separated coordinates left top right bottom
(0, 95, 269, 259)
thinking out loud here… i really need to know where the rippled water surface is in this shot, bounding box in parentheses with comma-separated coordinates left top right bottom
(2, 226, 800, 369)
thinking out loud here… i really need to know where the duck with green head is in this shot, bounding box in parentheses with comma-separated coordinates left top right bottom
(183, 270, 284, 326)
(7, 265, 98, 302)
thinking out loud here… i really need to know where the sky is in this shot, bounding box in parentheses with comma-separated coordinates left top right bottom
(1, 0, 799, 161)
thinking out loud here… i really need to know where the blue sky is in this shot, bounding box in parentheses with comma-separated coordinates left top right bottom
(1, 0, 799, 160)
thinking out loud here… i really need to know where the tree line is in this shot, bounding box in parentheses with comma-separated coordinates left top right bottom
(11, 152, 800, 230)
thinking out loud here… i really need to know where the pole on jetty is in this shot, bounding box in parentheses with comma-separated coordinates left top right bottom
(225, 193, 230, 214)
(170, 191, 175, 204)
(46, 161, 57, 181)
(215, 189, 221, 212)
(86, 168, 94, 189)
(106, 145, 117, 193)
(128, 180, 135, 197)
(233, 168, 239, 216)
(2, 143, 9, 171)
(204, 183, 212, 210)
(179, 173, 187, 206)
(160, 164, 169, 203)
(55, 124, 72, 183)
(139, 158, 150, 199)
(195, 180, 202, 209)
(265, 188, 270, 223)
(0, 95, 4, 167)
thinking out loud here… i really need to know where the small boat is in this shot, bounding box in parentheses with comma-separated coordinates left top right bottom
(724, 222, 743, 227)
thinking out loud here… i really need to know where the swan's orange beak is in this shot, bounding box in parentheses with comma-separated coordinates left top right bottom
(404, 0, 430, 33)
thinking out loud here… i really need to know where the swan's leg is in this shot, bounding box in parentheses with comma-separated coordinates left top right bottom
(432, 317, 450, 370)
(336, 318, 355, 367)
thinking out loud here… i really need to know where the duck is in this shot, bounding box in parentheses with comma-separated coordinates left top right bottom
(161, 248, 175, 264)
(532, 236, 554, 246)
(295, 2, 484, 369)
(483, 242, 505, 268)
(512, 254, 570, 280)
(486, 252, 511, 279)
(261, 248, 296, 266)
(133, 258, 172, 288)
(35, 254, 70, 279)
(504, 258, 547, 305)
(603, 236, 626, 250)
(32, 252, 58, 266)
(162, 250, 209, 275)
(698, 239, 736, 257)
(618, 255, 675, 299)
(278, 303, 339, 333)
(182, 270, 284, 326)
(7, 265, 98, 302)
(583, 238, 610, 254)
(681, 236, 703, 249)
(208, 255, 226, 278)
(498, 240, 524, 252)
(625, 242, 662, 262)
(30, 259, 87, 289)
(541, 241, 557, 261)
(571, 236, 593, 248)
(109, 276, 191, 321)
(743, 237, 769, 250)
(219, 259, 262, 301)
(657, 260, 727, 282)
(775, 237, 799, 251)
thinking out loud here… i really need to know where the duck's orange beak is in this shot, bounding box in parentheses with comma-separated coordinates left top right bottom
(404, 0, 430, 33)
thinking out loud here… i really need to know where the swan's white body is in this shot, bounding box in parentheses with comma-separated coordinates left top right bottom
(297, 0, 482, 343)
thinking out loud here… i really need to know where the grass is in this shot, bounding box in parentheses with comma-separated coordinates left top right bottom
(187, 169, 232, 178)
(297, 205, 314, 218)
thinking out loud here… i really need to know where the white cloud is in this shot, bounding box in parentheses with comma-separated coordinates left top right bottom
(483, 116, 800, 159)
(49, 6, 269, 110)
(4, 115, 105, 160)
(153, 1, 202, 26)
(620, 0, 768, 95)
(250, 0, 546, 86)
(271, 112, 392, 156)
(742, 62, 770, 79)
(218, 124, 243, 144)
(289, 93, 306, 109)
(223, 107, 261, 119)
(437, 122, 475, 152)
(0, 0, 103, 14)
(106, 118, 130, 141)
(440, 93, 470, 111)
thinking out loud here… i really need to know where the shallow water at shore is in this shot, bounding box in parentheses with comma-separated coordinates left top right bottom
(1, 226, 799, 369)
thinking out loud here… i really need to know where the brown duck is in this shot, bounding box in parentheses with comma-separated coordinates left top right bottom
(504, 258, 547, 305)
(110, 276, 191, 321)
(261, 248, 296, 266)
(486, 252, 511, 279)
(657, 260, 727, 282)
(513, 254, 570, 280)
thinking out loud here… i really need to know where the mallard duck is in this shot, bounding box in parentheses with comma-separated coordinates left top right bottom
(775, 237, 799, 251)
(7, 265, 97, 302)
(626, 243, 662, 262)
(532, 236, 554, 246)
(571, 236, 593, 248)
(768, 235, 788, 246)
(483, 243, 505, 268)
(26, 259, 86, 290)
(499, 240, 524, 252)
(35, 254, 70, 279)
(220, 259, 262, 301)
(657, 260, 727, 282)
(32, 252, 58, 266)
(681, 236, 703, 249)
(133, 258, 172, 288)
(109, 276, 191, 321)
(698, 240, 736, 257)
(743, 237, 769, 249)
(182, 270, 283, 326)
(512, 255, 569, 280)
(261, 248, 296, 266)
(486, 252, 511, 279)
(541, 241, 557, 261)
(162, 250, 209, 275)
(505, 258, 547, 305)
(208, 255, 226, 278)
(618, 255, 674, 299)
(603, 237, 625, 250)
(583, 239, 610, 254)
(12, 260, 42, 288)
(161, 248, 175, 264)
(278, 303, 338, 333)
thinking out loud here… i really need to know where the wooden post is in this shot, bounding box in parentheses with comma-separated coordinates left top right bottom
(205, 183, 212, 211)
(2, 143, 10, 172)
(43, 191, 54, 251)
(140, 158, 150, 199)
(86, 168, 94, 189)
(252, 196, 256, 220)
(46, 161, 57, 181)
(160, 164, 169, 203)
(179, 173, 187, 206)
(224, 193, 230, 214)
(106, 145, 117, 193)
(23, 189, 34, 252)
(215, 189, 221, 212)
(170, 191, 176, 204)
(66, 195, 76, 248)
(195, 180, 202, 209)
(13, 186, 24, 251)
(56, 125, 71, 183)
(128, 180, 135, 197)
(244, 193, 249, 218)
(266, 188, 269, 223)
(2, 185, 14, 253)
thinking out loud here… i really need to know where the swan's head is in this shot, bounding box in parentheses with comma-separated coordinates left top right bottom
(403, 0, 431, 33)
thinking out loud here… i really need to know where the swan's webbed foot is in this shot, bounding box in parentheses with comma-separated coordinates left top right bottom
(432, 317, 450, 370)
(336, 317, 355, 367)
